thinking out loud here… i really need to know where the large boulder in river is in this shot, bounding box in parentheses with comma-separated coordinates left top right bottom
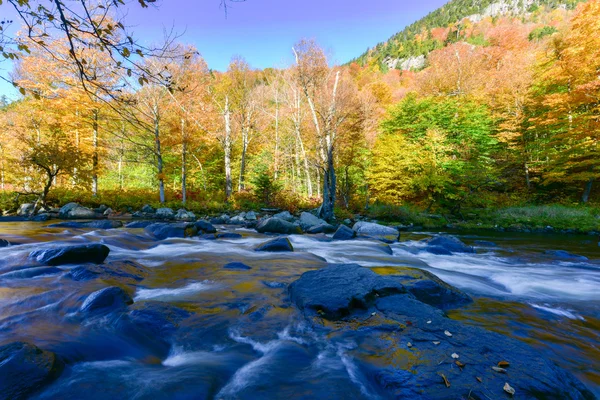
(174, 209, 196, 221)
(288, 264, 594, 399)
(352, 221, 400, 242)
(48, 220, 123, 229)
(306, 223, 336, 234)
(255, 217, 302, 234)
(210, 214, 230, 224)
(29, 244, 110, 266)
(195, 220, 217, 233)
(422, 235, 474, 255)
(289, 264, 406, 319)
(155, 207, 175, 220)
(0, 342, 63, 400)
(299, 212, 327, 231)
(144, 222, 197, 240)
(332, 224, 356, 240)
(273, 210, 295, 222)
(255, 237, 294, 252)
(79, 286, 133, 315)
(58, 203, 97, 220)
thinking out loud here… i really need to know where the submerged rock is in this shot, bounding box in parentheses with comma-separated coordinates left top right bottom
(144, 222, 197, 240)
(69, 260, 150, 284)
(255, 237, 294, 252)
(255, 217, 302, 234)
(0, 342, 63, 400)
(223, 262, 252, 270)
(216, 232, 243, 239)
(0, 266, 62, 280)
(0, 238, 11, 247)
(48, 220, 123, 229)
(79, 286, 133, 315)
(125, 221, 154, 229)
(474, 240, 497, 247)
(332, 225, 356, 240)
(544, 250, 588, 261)
(352, 221, 400, 242)
(422, 235, 475, 255)
(30, 244, 110, 266)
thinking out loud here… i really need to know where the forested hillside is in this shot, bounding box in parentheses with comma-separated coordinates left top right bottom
(0, 0, 599, 227)
(352, 0, 585, 70)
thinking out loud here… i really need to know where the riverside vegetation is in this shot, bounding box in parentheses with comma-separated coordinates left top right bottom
(1, 0, 600, 228)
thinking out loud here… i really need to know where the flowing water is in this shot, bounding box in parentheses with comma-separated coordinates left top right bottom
(0, 222, 599, 398)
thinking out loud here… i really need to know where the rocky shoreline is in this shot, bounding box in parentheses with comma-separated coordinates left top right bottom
(7, 201, 600, 238)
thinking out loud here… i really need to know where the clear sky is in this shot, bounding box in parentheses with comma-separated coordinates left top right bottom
(0, 0, 448, 99)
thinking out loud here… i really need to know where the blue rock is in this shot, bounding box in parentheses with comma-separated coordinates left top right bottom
(195, 220, 217, 233)
(79, 286, 133, 315)
(0, 266, 62, 279)
(144, 223, 197, 240)
(422, 235, 474, 254)
(0, 342, 63, 400)
(289, 263, 406, 319)
(255, 237, 294, 252)
(29, 244, 110, 266)
(288, 263, 594, 400)
(332, 225, 356, 240)
(223, 262, 252, 270)
(68, 260, 150, 283)
(216, 232, 242, 239)
(255, 217, 302, 234)
(125, 221, 155, 229)
(474, 240, 497, 247)
(544, 250, 588, 261)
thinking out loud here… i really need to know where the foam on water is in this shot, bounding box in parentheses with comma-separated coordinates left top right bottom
(529, 303, 586, 320)
(134, 280, 215, 301)
(216, 329, 289, 397)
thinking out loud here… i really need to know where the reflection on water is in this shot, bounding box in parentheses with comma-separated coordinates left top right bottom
(0, 222, 598, 397)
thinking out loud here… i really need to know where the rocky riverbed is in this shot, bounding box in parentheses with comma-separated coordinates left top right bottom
(0, 218, 598, 399)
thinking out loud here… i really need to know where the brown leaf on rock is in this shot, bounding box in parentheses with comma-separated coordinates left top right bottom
(441, 374, 450, 388)
(498, 361, 510, 368)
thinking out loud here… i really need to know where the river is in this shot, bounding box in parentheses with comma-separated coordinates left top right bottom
(0, 222, 598, 398)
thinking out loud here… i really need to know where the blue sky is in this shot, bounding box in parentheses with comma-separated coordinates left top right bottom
(0, 0, 448, 99)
